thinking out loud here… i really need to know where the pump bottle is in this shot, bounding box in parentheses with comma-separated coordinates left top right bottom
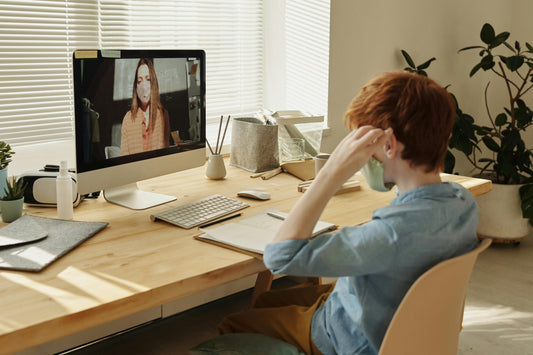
(56, 160, 73, 220)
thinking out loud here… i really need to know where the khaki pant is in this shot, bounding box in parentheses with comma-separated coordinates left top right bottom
(218, 283, 335, 354)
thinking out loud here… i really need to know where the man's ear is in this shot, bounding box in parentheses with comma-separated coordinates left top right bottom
(384, 133, 400, 159)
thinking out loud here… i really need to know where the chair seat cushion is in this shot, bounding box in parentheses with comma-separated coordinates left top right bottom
(189, 333, 305, 355)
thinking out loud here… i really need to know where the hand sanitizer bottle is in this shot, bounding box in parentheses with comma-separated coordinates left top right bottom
(56, 160, 73, 220)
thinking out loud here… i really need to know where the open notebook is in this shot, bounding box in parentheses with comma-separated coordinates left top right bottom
(195, 208, 337, 255)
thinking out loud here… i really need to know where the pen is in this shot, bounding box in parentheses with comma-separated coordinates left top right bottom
(199, 213, 241, 228)
(267, 212, 286, 221)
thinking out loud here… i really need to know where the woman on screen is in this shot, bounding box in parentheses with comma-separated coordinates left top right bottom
(120, 58, 170, 156)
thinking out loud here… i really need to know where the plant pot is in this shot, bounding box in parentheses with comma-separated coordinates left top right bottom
(476, 183, 531, 243)
(0, 197, 24, 223)
(0, 168, 6, 212)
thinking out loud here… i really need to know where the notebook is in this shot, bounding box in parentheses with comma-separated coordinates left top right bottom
(195, 208, 337, 255)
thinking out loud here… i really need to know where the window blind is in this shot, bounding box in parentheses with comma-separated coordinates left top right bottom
(285, 0, 330, 117)
(0, 0, 264, 147)
(0, 1, 87, 146)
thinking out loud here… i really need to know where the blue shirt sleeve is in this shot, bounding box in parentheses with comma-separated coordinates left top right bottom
(263, 219, 398, 278)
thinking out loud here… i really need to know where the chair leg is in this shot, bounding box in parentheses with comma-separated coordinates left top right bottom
(250, 270, 273, 307)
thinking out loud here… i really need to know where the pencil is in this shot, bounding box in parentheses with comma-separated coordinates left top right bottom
(215, 115, 223, 154)
(206, 139, 214, 155)
(218, 115, 231, 154)
(199, 213, 242, 228)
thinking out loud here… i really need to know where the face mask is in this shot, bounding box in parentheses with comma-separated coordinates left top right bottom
(136, 81, 151, 105)
(360, 157, 395, 192)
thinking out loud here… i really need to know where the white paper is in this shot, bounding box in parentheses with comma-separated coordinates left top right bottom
(197, 208, 336, 254)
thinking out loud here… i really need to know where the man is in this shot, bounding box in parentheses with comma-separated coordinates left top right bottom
(219, 71, 479, 355)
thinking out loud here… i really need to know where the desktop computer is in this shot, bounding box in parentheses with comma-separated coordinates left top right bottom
(73, 49, 206, 209)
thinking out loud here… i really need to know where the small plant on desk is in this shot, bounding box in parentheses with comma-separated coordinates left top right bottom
(0, 177, 27, 222)
(1, 177, 26, 201)
(0, 141, 14, 170)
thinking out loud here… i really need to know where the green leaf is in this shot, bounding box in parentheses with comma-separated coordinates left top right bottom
(495, 113, 507, 126)
(497, 154, 515, 179)
(453, 139, 474, 156)
(516, 103, 533, 129)
(480, 54, 495, 70)
(1, 178, 26, 200)
(490, 31, 510, 48)
(503, 41, 515, 52)
(479, 160, 494, 175)
(505, 55, 525, 71)
(469, 63, 483, 77)
(417, 57, 436, 70)
(482, 136, 500, 152)
(501, 130, 520, 151)
(444, 150, 455, 174)
(480, 23, 495, 45)
(504, 107, 512, 116)
(478, 158, 494, 162)
(476, 126, 493, 135)
(515, 41, 521, 51)
(401, 50, 416, 68)
(527, 42, 533, 51)
(458, 45, 485, 53)
(519, 183, 533, 225)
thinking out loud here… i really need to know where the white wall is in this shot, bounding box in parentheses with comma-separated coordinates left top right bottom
(323, 0, 531, 175)
(511, 0, 533, 154)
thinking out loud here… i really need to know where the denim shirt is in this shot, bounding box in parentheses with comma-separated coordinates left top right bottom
(263, 181, 478, 355)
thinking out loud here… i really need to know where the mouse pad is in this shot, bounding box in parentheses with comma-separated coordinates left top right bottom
(0, 214, 48, 247)
(0, 215, 108, 272)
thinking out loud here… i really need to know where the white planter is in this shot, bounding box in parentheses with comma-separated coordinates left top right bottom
(476, 183, 531, 241)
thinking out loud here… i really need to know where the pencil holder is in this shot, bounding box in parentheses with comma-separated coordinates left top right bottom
(206, 154, 226, 180)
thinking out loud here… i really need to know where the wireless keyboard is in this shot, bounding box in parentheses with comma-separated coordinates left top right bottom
(150, 194, 249, 229)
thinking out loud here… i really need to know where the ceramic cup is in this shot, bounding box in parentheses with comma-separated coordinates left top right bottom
(206, 154, 226, 180)
(314, 153, 331, 176)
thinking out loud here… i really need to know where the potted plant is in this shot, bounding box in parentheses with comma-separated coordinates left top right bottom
(0, 141, 14, 200)
(402, 23, 533, 243)
(0, 177, 26, 223)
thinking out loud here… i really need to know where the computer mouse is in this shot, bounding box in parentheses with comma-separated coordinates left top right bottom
(237, 189, 271, 200)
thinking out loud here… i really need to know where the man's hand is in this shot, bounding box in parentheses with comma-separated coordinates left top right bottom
(315, 126, 392, 189)
(271, 126, 391, 243)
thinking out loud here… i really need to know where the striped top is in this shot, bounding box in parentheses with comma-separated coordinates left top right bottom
(120, 108, 169, 156)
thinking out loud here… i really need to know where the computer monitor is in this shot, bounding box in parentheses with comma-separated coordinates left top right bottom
(73, 49, 206, 209)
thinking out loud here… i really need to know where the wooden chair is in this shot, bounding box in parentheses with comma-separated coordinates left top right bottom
(378, 239, 492, 355)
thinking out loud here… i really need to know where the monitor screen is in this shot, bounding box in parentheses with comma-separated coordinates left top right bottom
(73, 49, 206, 209)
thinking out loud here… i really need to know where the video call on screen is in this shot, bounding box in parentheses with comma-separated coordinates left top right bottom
(76, 55, 203, 165)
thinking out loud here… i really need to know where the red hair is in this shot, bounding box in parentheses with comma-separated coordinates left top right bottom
(344, 71, 455, 172)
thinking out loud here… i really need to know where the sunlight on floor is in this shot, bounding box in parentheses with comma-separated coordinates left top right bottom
(463, 304, 533, 328)
(459, 304, 533, 354)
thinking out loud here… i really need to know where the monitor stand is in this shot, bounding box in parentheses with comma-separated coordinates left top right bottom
(103, 183, 176, 210)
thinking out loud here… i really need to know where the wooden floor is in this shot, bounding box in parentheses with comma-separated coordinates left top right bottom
(69, 230, 533, 355)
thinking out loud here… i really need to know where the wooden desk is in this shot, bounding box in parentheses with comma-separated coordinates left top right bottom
(0, 162, 491, 354)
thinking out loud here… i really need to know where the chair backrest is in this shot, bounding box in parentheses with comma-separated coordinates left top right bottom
(378, 239, 491, 355)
